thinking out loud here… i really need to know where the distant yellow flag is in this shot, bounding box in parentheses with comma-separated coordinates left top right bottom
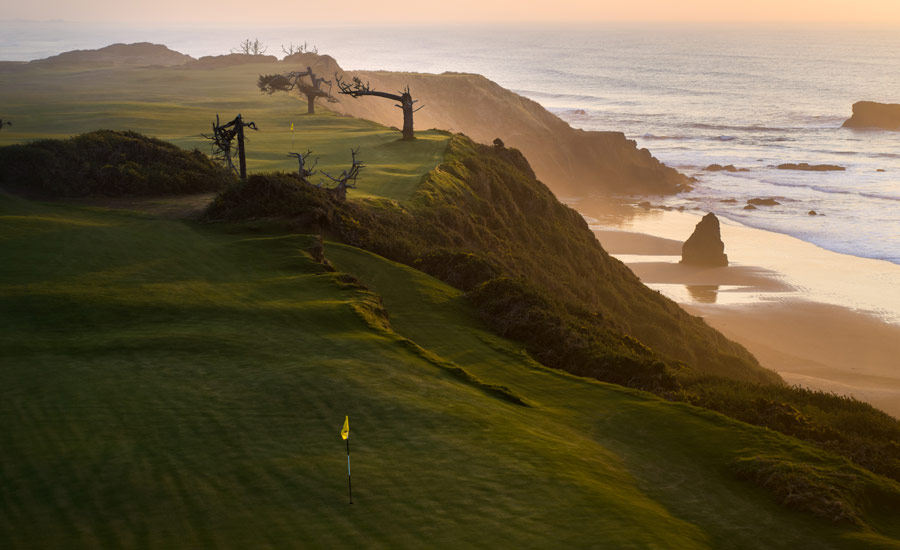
(290, 122, 294, 132)
(341, 416, 349, 440)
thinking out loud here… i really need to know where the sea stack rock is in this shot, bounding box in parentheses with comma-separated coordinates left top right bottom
(682, 213, 728, 267)
(842, 101, 900, 130)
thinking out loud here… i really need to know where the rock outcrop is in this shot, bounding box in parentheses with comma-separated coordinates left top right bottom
(705, 164, 747, 172)
(747, 198, 780, 206)
(842, 101, 900, 130)
(682, 213, 728, 267)
(186, 53, 279, 69)
(777, 163, 844, 171)
(31, 42, 194, 67)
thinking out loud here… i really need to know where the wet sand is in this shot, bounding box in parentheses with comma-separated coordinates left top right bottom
(685, 301, 900, 418)
(591, 216, 900, 419)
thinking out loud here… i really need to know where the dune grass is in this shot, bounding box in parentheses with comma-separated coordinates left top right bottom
(0, 63, 449, 200)
(2, 193, 900, 548)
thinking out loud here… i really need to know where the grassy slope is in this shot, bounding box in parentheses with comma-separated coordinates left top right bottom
(2, 194, 899, 548)
(198, 137, 900, 485)
(0, 63, 448, 200)
(209, 136, 770, 386)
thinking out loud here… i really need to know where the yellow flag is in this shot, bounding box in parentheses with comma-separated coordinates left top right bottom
(341, 416, 349, 440)
(290, 122, 294, 132)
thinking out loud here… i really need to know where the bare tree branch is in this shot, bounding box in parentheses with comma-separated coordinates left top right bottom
(258, 67, 335, 114)
(202, 113, 258, 179)
(232, 38, 267, 55)
(321, 148, 364, 201)
(288, 149, 318, 181)
(281, 41, 318, 55)
(334, 75, 421, 140)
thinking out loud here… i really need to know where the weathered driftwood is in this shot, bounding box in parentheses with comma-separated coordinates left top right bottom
(335, 75, 423, 141)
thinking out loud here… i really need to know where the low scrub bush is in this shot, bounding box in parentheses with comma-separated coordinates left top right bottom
(0, 130, 231, 197)
(206, 172, 334, 226)
(469, 277, 679, 391)
(413, 250, 503, 291)
(731, 455, 900, 527)
(678, 378, 900, 482)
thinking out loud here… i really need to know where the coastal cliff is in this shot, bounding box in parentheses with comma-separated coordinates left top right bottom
(207, 133, 771, 385)
(842, 100, 900, 130)
(337, 71, 689, 196)
(10, 45, 689, 196)
(280, 53, 691, 196)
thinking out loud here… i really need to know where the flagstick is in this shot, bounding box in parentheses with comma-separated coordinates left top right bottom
(346, 436, 353, 504)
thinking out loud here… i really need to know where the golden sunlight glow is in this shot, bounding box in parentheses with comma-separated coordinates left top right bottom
(9, 0, 900, 24)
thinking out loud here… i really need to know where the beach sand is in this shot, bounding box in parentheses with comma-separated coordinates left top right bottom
(685, 301, 900, 419)
(588, 210, 900, 419)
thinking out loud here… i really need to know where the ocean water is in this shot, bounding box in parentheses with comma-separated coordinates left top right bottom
(3, 21, 900, 264)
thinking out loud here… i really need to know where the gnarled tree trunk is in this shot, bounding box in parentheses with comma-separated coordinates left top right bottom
(258, 67, 333, 115)
(336, 76, 422, 141)
(400, 92, 415, 141)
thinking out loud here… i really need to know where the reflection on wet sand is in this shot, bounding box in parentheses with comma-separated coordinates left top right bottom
(686, 284, 719, 303)
(580, 202, 900, 418)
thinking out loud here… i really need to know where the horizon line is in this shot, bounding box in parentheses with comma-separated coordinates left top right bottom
(4, 18, 900, 28)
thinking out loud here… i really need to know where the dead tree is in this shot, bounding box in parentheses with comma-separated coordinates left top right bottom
(281, 42, 318, 56)
(232, 38, 267, 55)
(335, 75, 422, 141)
(322, 148, 364, 201)
(258, 67, 336, 115)
(288, 150, 318, 182)
(202, 114, 258, 180)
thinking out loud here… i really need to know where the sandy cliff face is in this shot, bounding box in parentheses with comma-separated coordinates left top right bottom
(283, 53, 690, 196)
(842, 101, 900, 130)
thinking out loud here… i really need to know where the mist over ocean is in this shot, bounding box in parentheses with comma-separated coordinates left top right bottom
(3, 21, 899, 264)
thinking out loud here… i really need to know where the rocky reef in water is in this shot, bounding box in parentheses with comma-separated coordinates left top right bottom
(842, 101, 900, 130)
(777, 163, 844, 171)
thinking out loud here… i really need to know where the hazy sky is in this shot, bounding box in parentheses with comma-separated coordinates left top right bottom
(10, 0, 900, 24)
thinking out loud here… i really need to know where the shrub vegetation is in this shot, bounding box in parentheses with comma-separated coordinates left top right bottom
(0, 130, 232, 197)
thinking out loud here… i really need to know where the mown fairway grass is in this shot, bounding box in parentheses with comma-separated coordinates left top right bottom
(0, 63, 449, 200)
(2, 193, 900, 549)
